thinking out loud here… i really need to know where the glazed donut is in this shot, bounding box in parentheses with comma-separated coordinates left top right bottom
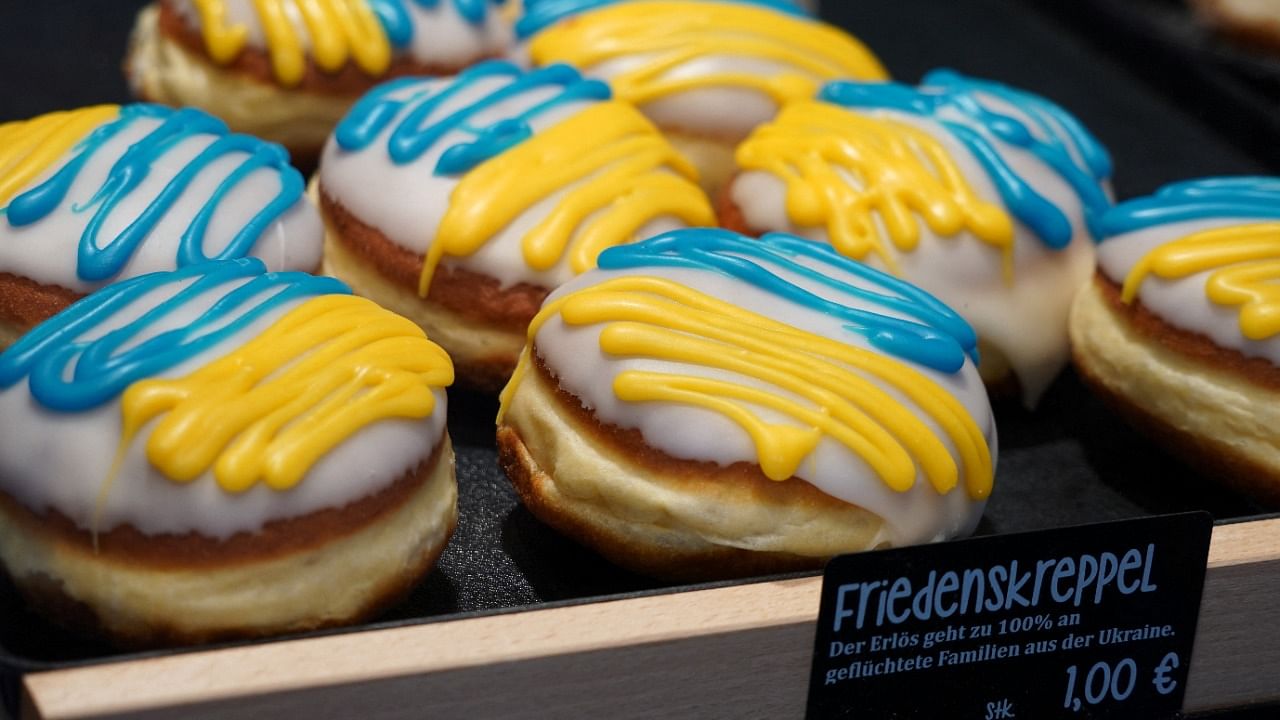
(125, 0, 512, 167)
(1190, 0, 1280, 54)
(317, 60, 715, 391)
(723, 70, 1114, 406)
(1070, 177, 1280, 502)
(513, 0, 887, 193)
(0, 257, 455, 645)
(0, 104, 322, 348)
(497, 228, 995, 581)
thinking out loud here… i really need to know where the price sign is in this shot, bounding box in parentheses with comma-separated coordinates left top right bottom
(806, 513, 1211, 719)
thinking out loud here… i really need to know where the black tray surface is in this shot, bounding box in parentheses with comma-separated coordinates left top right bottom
(0, 0, 1272, 689)
(1030, 0, 1280, 172)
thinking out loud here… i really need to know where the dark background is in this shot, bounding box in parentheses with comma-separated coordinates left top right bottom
(1, 1, 1278, 717)
(2, 0, 1275, 193)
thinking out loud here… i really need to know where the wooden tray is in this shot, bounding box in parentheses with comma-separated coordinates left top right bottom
(20, 518, 1280, 718)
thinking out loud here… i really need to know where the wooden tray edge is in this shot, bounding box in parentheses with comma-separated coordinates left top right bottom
(21, 518, 1280, 718)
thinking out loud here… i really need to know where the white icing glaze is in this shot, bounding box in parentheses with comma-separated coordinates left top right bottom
(585, 53, 803, 141)
(169, 0, 512, 69)
(0, 270, 448, 538)
(532, 243, 996, 545)
(318, 73, 702, 290)
(0, 111, 323, 295)
(731, 97, 1105, 406)
(1096, 217, 1280, 365)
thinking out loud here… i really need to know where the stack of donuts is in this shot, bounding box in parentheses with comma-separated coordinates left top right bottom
(0, 0, 1268, 646)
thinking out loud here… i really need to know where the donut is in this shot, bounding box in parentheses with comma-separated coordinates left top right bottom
(125, 0, 513, 167)
(723, 70, 1114, 406)
(1070, 177, 1280, 502)
(317, 60, 716, 391)
(0, 257, 455, 645)
(513, 0, 888, 193)
(0, 104, 322, 349)
(1190, 0, 1280, 53)
(497, 228, 995, 580)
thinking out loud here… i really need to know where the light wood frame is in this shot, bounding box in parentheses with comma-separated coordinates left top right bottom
(19, 517, 1280, 719)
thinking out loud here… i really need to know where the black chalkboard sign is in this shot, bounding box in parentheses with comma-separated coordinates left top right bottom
(808, 513, 1212, 719)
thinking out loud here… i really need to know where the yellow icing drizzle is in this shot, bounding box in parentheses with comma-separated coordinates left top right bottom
(119, 294, 453, 492)
(190, 0, 249, 63)
(500, 0, 520, 24)
(500, 276, 992, 499)
(1122, 223, 1280, 341)
(191, 0, 392, 86)
(736, 101, 1016, 276)
(0, 106, 119, 207)
(420, 101, 715, 295)
(527, 2, 887, 109)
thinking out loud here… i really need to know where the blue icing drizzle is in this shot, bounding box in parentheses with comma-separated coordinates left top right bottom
(368, 0, 497, 44)
(821, 69, 1113, 249)
(4, 104, 306, 284)
(414, 0, 498, 24)
(368, 0, 415, 46)
(1096, 177, 1280, 240)
(597, 228, 978, 374)
(334, 60, 611, 174)
(0, 258, 350, 412)
(514, 0, 811, 39)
